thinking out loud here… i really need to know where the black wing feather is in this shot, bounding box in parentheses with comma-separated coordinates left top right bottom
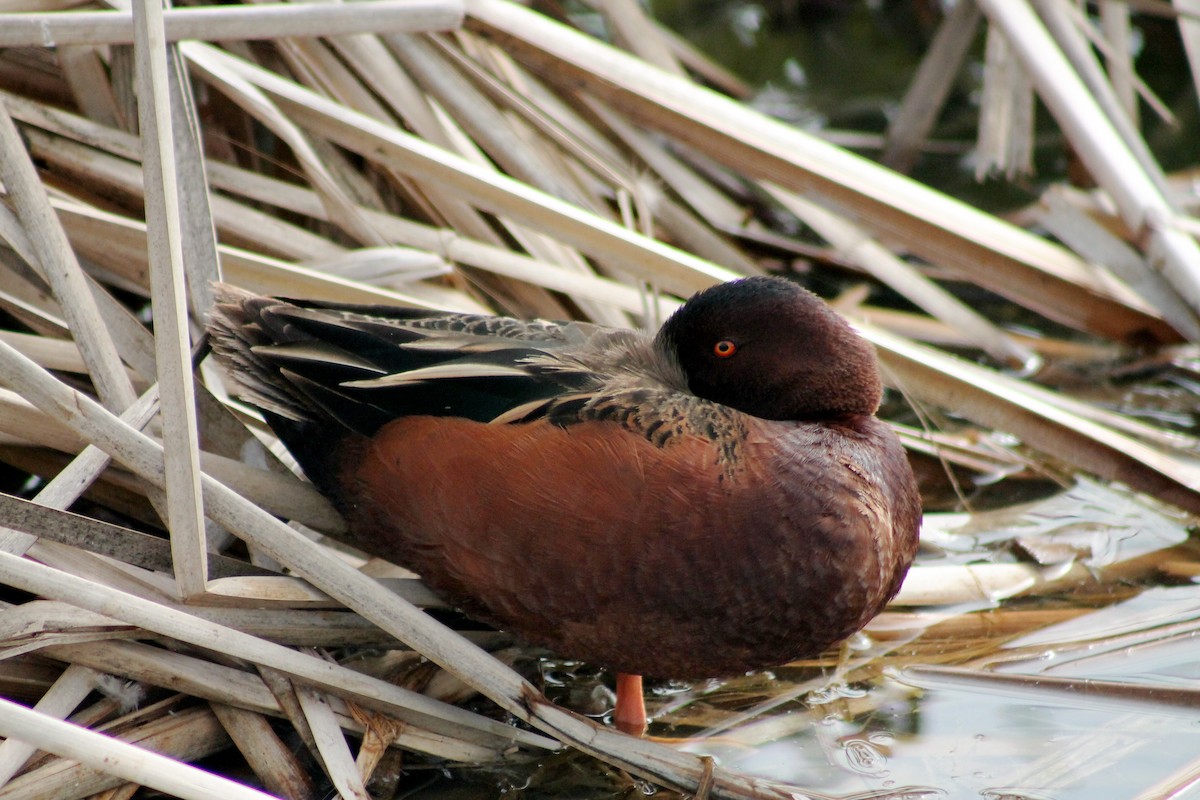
(207, 285, 604, 437)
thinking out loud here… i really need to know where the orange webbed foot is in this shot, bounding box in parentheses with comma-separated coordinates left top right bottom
(614, 673, 647, 736)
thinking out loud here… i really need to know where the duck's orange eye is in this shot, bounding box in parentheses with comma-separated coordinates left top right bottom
(713, 340, 737, 358)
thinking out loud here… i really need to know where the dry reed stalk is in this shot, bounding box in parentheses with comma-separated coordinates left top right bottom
(3, 574, 467, 755)
(890, 563, 1043, 606)
(862, 306, 1123, 360)
(209, 703, 317, 800)
(0, 104, 137, 411)
(1038, 186, 1200, 332)
(292, 678, 372, 800)
(0, 664, 97, 786)
(0, 1, 465, 47)
(1179, 0, 1200, 105)
(882, 0, 982, 172)
(132, 0, 209, 598)
(1101, 1, 1139, 122)
(991, 0, 1200, 330)
(185, 42, 740, 297)
(0, 701, 248, 800)
(1, 2, 1199, 797)
(1052, 0, 1175, 149)
(0, 553, 554, 754)
(464, 0, 1180, 343)
(767, 184, 1038, 369)
(975, 23, 1034, 180)
(382, 32, 633, 326)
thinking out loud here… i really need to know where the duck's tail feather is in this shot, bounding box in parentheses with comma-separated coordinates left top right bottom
(207, 284, 319, 423)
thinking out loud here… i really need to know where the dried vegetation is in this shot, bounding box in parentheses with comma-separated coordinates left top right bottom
(1, 1, 1200, 798)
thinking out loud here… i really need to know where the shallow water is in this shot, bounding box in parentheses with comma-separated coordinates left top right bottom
(671, 677, 1200, 799)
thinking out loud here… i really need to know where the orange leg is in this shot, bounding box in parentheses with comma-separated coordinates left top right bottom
(614, 673, 647, 736)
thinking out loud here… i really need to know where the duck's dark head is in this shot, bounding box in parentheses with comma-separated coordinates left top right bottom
(655, 277, 883, 421)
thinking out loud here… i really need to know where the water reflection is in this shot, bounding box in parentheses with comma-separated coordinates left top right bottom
(661, 671, 1200, 799)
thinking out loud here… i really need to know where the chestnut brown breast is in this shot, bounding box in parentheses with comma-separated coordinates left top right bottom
(337, 413, 917, 678)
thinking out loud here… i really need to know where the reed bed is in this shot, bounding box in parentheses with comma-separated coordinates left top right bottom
(0, 1, 1198, 798)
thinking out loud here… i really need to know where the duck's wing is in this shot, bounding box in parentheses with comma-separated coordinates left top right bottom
(206, 285, 624, 437)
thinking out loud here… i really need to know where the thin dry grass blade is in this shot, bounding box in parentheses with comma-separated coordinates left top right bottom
(388, 33, 593, 209)
(1101, 1, 1140, 121)
(1066, 0, 1174, 124)
(0, 699, 265, 800)
(209, 703, 317, 800)
(0, 1, 465, 47)
(882, 0, 982, 172)
(294, 681, 370, 800)
(0, 102, 138, 410)
(1178, 0, 1200, 106)
(381, 32, 632, 325)
(184, 46, 386, 249)
(592, 0, 684, 76)
(0, 664, 97, 786)
(975, 23, 1034, 180)
(132, 1, 208, 598)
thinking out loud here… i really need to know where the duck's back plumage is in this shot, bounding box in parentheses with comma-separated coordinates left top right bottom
(207, 278, 921, 679)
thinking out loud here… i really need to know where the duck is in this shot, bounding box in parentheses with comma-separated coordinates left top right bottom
(205, 276, 922, 735)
